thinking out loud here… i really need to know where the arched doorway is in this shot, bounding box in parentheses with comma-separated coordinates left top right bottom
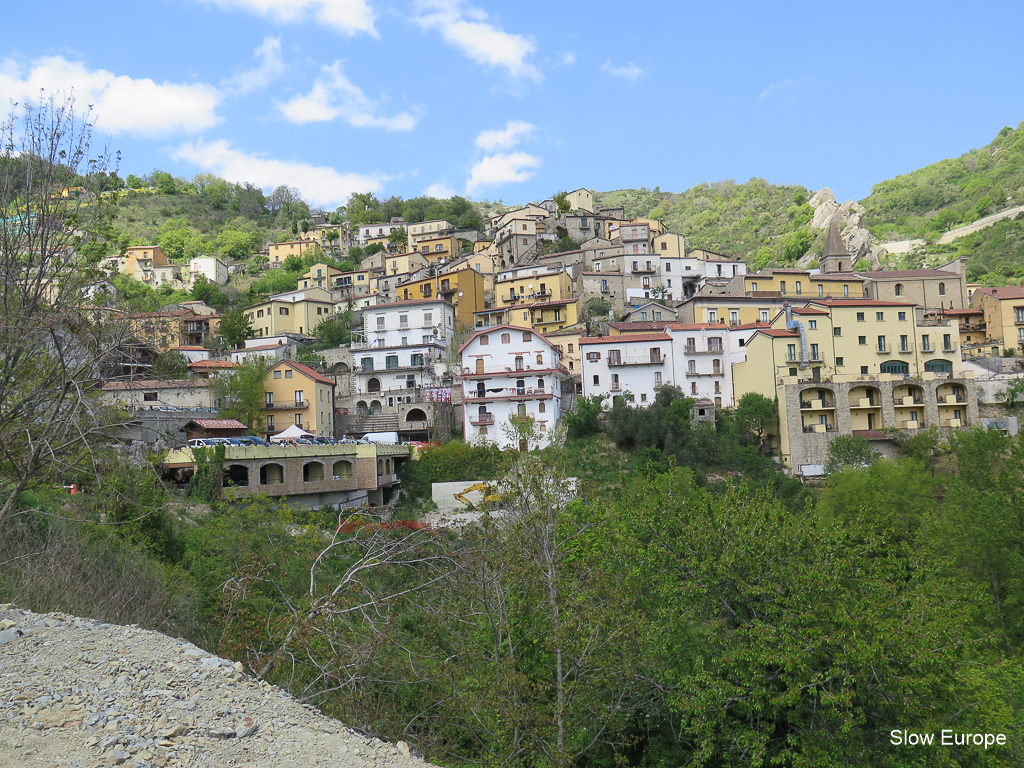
(356, 400, 369, 416)
(259, 463, 284, 485)
(367, 377, 381, 393)
(370, 399, 382, 414)
(223, 464, 249, 487)
(406, 408, 427, 422)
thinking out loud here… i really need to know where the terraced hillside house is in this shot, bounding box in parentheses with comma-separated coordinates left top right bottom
(262, 360, 336, 440)
(972, 285, 1024, 355)
(732, 299, 976, 474)
(460, 325, 569, 449)
(245, 287, 336, 337)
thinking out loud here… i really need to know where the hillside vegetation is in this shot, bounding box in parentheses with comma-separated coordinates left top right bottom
(860, 122, 1024, 241)
(596, 179, 823, 268)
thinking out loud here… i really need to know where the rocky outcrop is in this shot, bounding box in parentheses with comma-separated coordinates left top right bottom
(806, 188, 886, 267)
(0, 605, 433, 768)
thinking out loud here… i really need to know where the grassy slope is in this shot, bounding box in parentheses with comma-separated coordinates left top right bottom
(859, 122, 1024, 241)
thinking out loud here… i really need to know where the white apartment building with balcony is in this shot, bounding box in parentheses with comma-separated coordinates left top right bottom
(580, 323, 763, 410)
(460, 325, 569, 449)
(351, 299, 455, 396)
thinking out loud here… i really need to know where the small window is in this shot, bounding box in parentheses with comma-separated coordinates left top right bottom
(273, 370, 282, 379)
(876, 312, 884, 322)
(568, 344, 574, 353)
(280, 307, 289, 315)
(808, 320, 817, 330)
(640, 393, 648, 402)
(501, 333, 511, 344)
(143, 392, 158, 402)
(836, 357, 844, 366)
(861, 366, 869, 374)
(938, 282, 946, 296)
(285, 369, 293, 378)
(898, 311, 906, 321)
(593, 374, 600, 385)
(480, 335, 489, 346)
(833, 327, 842, 336)
(537, 354, 544, 365)
(857, 312, 865, 322)
(858, 336, 867, 345)
(523, 332, 532, 342)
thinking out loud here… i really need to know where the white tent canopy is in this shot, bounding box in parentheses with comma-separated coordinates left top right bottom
(269, 424, 313, 442)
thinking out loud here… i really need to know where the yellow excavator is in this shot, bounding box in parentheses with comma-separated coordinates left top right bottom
(454, 482, 501, 507)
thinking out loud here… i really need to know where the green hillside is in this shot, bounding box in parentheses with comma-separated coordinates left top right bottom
(596, 179, 823, 269)
(860, 122, 1024, 241)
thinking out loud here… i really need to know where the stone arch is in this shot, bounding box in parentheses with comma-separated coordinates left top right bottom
(367, 377, 381, 393)
(406, 408, 427, 421)
(356, 400, 369, 416)
(259, 462, 284, 485)
(303, 461, 325, 482)
(332, 459, 353, 479)
(223, 464, 249, 487)
(370, 399, 383, 414)
(377, 459, 385, 475)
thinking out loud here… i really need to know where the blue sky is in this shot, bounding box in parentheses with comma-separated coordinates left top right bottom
(2, 1, 1022, 211)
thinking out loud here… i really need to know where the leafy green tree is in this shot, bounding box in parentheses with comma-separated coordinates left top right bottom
(125, 173, 145, 190)
(150, 170, 178, 195)
(190, 274, 227, 310)
(215, 219, 265, 260)
(824, 433, 878, 474)
(211, 359, 269, 433)
(218, 307, 255, 349)
(996, 377, 1024, 408)
(552, 190, 571, 215)
(734, 392, 778, 451)
(563, 395, 604, 439)
(310, 309, 354, 350)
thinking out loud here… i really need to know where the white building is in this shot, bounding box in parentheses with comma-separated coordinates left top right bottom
(580, 322, 764, 410)
(460, 325, 569, 449)
(351, 299, 455, 396)
(580, 333, 673, 406)
(354, 221, 407, 247)
(188, 257, 228, 286)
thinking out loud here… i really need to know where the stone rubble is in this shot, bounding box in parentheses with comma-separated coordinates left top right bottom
(0, 605, 436, 768)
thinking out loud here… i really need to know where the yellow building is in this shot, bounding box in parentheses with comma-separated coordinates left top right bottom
(732, 299, 975, 473)
(262, 359, 336, 439)
(416, 234, 460, 263)
(371, 250, 429, 277)
(128, 309, 216, 352)
(268, 239, 320, 266)
(406, 219, 454, 249)
(739, 270, 867, 300)
(528, 299, 580, 334)
(495, 267, 574, 310)
(300, 263, 343, 290)
(543, 327, 584, 375)
(973, 286, 1024, 354)
(396, 267, 486, 328)
(679, 293, 789, 326)
(245, 287, 336, 337)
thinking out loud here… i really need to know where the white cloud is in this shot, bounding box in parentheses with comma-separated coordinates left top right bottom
(0, 56, 220, 137)
(465, 151, 541, 196)
(602, 59, 644, 83)
(759, 80, 795, 99)
(222, 37, 286, 94)
(474, 119, 535, 151)
(199, 0, 377, 37)
(279, 62, 423, 131)
(173, 138, 385, 206)
(412, 0, 540, 82)
(423, 181, 455, 198)
(561, 52, 576, 66)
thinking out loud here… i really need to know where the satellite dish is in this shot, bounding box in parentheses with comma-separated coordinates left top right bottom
(458, 291, 464, 297)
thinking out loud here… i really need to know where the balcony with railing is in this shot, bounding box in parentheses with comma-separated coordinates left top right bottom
(898, 342, 915, 354)
(609, 353, 665, 366)
(688, 344, 723, 355)
(469, 413, 495, 426)
(876, 345, 891, 354)
(264, 400, 307, 410)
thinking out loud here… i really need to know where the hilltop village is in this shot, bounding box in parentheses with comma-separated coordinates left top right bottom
(98, 186, 1023, 490)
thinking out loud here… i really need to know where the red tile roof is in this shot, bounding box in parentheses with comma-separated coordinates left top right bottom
(809, 298, 917, 307)
(101, 379, 206, 390)
(753, 328, 799, 338)
(185, 419, 247, 430)
(188, 360, 237, 369)
(977, 286, 1024, 299)
(277, 360, 334, 386)
(579, 333, 671, 345)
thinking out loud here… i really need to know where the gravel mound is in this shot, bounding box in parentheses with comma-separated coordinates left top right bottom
(0, 605, 430, 768)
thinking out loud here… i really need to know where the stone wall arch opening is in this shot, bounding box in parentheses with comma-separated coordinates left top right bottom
(303, 461, 325, 482)
(332, 459, 353, 479)
(370, 399, 383, 414)
(224, 464, 249, 487)
(406, 408, 427, 421)
(259, 462, 284, 485)
(356, 400, 369, 416)
(367, 377, 381, 393)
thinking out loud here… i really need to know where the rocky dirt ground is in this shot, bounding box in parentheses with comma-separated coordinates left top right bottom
(0, 605, 434, 768)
